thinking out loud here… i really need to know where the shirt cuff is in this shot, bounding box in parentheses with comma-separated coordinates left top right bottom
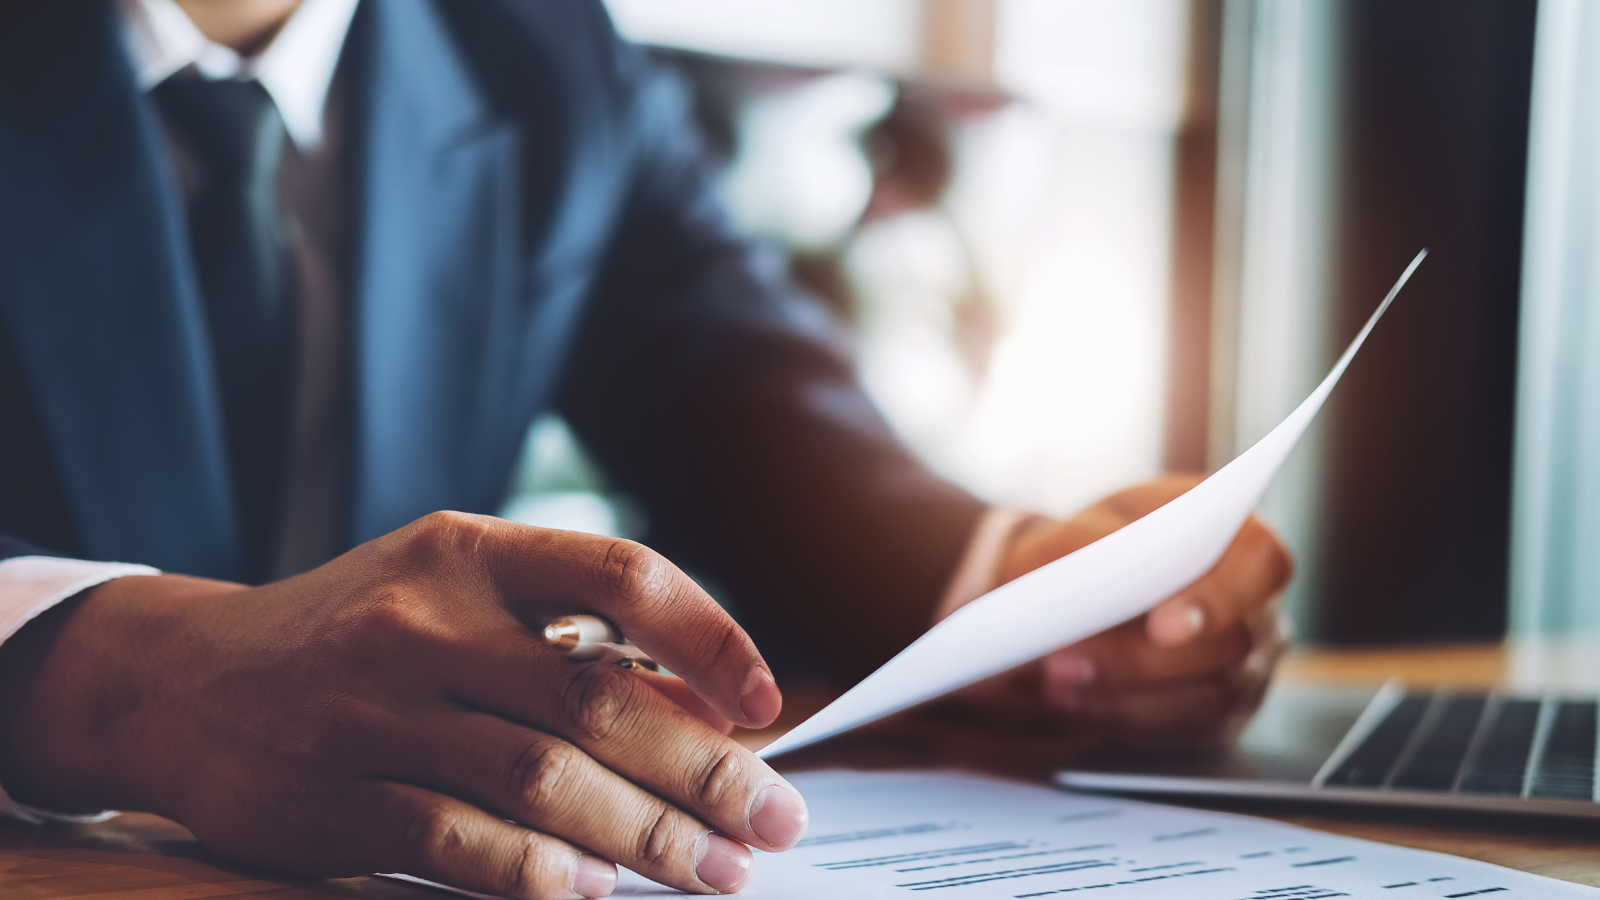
(934, 509, 1047, 623)
(0, 556, 160, 825)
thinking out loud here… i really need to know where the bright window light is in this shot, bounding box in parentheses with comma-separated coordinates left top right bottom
(603, 0, 921, 73)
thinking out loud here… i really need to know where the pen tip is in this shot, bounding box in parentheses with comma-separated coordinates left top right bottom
(544, 617, 580, 650)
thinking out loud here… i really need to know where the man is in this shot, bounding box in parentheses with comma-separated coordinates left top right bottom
(0, 0, 1291, 897)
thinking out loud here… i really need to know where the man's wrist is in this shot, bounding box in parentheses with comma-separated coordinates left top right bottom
(0, 559, 163, 822)
(0, 573, 216, 819)
(934, 510, 1050, 623)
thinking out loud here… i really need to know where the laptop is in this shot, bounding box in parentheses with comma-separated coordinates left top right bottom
(1055, 679, 1600, 818)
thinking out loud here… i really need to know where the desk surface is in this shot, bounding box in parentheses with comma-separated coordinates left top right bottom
(7, 642, 1600, 898)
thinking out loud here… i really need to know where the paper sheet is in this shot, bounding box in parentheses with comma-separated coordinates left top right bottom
(759, 251, 1429, 759)
(613, 770, 1599, 898)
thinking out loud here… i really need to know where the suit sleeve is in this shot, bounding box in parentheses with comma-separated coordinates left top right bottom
(0, 536, 56, 561)
(556, 43, 986, 682)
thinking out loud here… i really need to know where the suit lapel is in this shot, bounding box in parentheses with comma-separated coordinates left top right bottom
(0, 1, 239, 575)
(346, 0, 525, 543)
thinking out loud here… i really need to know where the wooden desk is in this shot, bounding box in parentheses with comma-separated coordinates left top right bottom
(7, 643, 1600, 897)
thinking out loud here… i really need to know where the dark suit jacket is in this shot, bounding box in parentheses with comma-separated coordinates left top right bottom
(0, 0, 984, 677)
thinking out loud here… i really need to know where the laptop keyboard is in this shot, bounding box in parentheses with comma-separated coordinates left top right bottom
(1320, 689, 1598, 801)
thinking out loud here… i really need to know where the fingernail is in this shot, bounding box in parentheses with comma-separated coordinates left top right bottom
(739, 667, 781, 726)
(1149, 602, 1205, 645)
(695, 833, 753, 893)
(572, 855, 616, 899)
(748, 783, 808, 849)
(1046, 654, 1097, 687)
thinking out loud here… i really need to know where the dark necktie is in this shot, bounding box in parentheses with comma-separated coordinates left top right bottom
(153, 78, 297, 583)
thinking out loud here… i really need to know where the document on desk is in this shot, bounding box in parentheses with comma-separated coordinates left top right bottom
(758, 251, 1429, 760)
(613, 771, 1599, 898)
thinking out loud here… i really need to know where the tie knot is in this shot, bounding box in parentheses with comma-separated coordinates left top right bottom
(153, 77, 286, 184)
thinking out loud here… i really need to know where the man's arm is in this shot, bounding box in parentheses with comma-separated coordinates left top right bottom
(552, 34, 1293, 736)
(0, 514, 808, 897)
(556, 50, 985, 683)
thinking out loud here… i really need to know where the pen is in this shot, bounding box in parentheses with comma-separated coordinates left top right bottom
(543, 614, 660, 672)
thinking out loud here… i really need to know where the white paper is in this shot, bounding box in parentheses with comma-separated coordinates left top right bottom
(614, 770, 1598, 898)
(760, 251, 1429, 759)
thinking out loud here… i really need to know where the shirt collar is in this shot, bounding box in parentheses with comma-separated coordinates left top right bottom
(117, 0, 360, 151)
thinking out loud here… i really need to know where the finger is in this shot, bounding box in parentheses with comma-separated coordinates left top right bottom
(1077, 677, 1247, 753)
(636, 668, 735, 734)
(395, 711, 766, 894)
(1041, 618, 1254, 697)
(1145, 515, 1291, 647)
(1237, 602, 1291, 686)
(451, 516, 781, 728)
(1060, 621, 1280, 751)
(443, 645, 807, 852)
(1094, 473, 1205, 522)
(351, 780, 617, 900)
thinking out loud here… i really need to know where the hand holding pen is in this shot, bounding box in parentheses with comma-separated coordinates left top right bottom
(542, 612, 748, 737)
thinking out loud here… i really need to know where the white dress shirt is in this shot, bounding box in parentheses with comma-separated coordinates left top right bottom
(0, 0, 1024, 824)
(119, 0, 359, 151)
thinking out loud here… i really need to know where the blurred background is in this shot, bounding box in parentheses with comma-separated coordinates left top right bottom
(502, 0, 1600, 650)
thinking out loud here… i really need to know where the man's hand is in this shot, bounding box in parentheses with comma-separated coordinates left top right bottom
(0, 513, 808, 898)
(954, 475, 1292, 753)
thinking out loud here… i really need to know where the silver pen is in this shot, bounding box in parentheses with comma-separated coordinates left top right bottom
(543, 614, 660, 671)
